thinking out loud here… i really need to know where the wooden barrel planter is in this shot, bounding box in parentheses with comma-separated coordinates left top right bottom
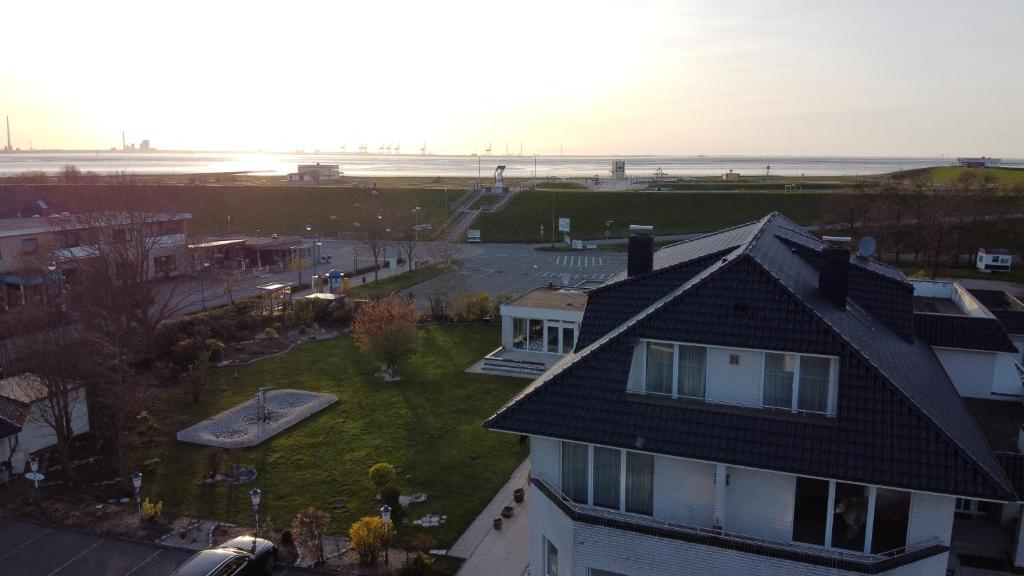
(513, 488, 525, 503)
(493, 517, 503, 530)
(501, 506, 514, 519)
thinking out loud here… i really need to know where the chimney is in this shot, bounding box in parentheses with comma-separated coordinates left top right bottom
(627, 225, 654, 277)
(819, 236, 851, 308)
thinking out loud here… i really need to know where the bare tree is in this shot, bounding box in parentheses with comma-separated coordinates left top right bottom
(423, 226, 463, 320)
(393, 203, 425, 272)
(352, 191, 390, 282)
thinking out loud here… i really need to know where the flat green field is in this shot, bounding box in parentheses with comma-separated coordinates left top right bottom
(474, 190, 831, 242)
(897, 166, 1024, 186)
(141, 324, 527, 547)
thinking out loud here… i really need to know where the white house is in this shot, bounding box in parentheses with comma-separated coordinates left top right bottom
(475, 286, 588, 379)
(977, 249, 1013, 273)
(487, 214, 1024, 575)
(286, 163, 341, 183)
(0, 373, 90, 475)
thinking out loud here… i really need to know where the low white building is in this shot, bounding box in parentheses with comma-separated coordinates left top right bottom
(287, 163, 342, 183)
(0, 373, 90, 475)
(977, 249, 1013, 273)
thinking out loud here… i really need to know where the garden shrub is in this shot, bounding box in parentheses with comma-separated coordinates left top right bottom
(291, 507, 330, 564)
(380, 484, 404, 519)
(368, 462, 395, 488)
(281, 529, 294, 547)
(400, 552, 435, 576)
(263, 327, 279, 339)
(348, 516, 385, 566)
(451, 292, 491, 321)
(141, 498, 163, 522)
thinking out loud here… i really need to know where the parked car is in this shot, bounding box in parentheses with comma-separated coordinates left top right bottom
(169, 536, 277, 576)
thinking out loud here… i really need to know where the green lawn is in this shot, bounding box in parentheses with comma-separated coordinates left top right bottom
(894, 166, 1024, 186)
(347, 264, 444, 299)
(141, 324, 527, 547)
(475, 190, 832, 242)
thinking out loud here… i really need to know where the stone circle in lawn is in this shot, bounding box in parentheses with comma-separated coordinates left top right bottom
(176, 389, 338, 448)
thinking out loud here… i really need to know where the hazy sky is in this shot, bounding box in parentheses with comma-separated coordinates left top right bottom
(2, 0, 1021, 156)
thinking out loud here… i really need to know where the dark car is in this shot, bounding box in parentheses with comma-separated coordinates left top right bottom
(169, 536, 277, 576)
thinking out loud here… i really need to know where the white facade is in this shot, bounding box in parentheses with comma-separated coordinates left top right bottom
(528, 436, 953, 576)
(0, 386, 89, 473)
(933, 347, 1023, 398)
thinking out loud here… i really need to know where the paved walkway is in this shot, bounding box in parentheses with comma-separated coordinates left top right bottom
(0, 518, 302, 575)
(451, 458, 530, 576)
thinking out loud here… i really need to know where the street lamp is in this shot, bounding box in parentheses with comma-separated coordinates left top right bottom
(199, 262, 211, 311)
(380, 505, 391, 567)
(132, 471, 143, 524)
(255, 229, 262, 269)
(306, 224, 321, 280)
(227, 215, 232, 236)
(250, 488, 262, 539)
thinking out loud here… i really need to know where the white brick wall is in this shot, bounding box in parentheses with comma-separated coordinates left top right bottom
(532, 436, 561, 484)
(934, 348, 997, 398)
(907, 492, 955, 546)
(653, 456, 715, 527)
(724, 466, 795, 540)
(705, 348, 762, 407)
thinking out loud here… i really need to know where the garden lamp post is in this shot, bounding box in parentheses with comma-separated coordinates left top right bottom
(199, 262, 211, 311)
(26, 455, 45, 509)
(227, 215, 232, 235)
(250, 488, 261, 539)
(380, 505, 391, 567)
(132, 471, 143, 524)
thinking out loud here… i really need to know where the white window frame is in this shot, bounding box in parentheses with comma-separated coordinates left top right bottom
(762, 351, 838, 415)
(561, 442, 655, 517)
(633, 339, 838, 415)
(794, 479, 913, 555)
(544, 537, 558, 576)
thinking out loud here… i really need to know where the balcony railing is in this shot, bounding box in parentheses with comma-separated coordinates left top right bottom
(531, 474, 947, 574)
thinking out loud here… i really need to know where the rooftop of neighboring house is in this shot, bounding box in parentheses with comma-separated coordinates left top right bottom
(0, 394, 30, 438)
(504, 285, 588, 312)
(0, 373, 81, 404)
(0, 212, 191, 239)
(486, 212, 1019, 501)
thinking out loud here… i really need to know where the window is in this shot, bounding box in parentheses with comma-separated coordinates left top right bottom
(763, 353, 796, 409)
(763, 353, 835, 414)
(529, 319, 544, 351)
(560, 442, 655, 516)
(645, 342, 674, 395)
(112, 228, 127, 242)
(21, 238, 38, 255)
(793, 477, 830, 545)
(512, 318, 527, 350)
(561, 326, 576, 354)
(561, 442, 589, 504)
(871, 488, 910, 554)
(729, 354, 740, 365)
(547, 323, 560, 353)
(798, 356, 831, 413)
(213, 557, 248, 576)
(593, 446, 621, 509)
(155, 255, 176, 274)
(545, 539, 559, 576)
(832, 482, 869, 552)
(678, 345, 707, 398)
(625, 452, 654, 515)
(793, 478, 909, 554)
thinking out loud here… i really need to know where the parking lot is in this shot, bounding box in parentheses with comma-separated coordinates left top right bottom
(0, 519, 301, 576)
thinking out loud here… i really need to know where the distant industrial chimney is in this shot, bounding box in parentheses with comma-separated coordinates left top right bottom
(627, 225, 654, 277)
(4, 116, 10, 152)
(819, 236, 851, 308)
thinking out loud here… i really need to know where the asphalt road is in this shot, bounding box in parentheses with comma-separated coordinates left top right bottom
(0, 518, 302, 576)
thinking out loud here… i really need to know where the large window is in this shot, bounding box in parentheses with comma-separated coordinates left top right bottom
(871, 488, 910, 554)
(561, 442, 589, 504)
(645, 342, 674, 395)
(791, 477, 909, 555)
(625, 452, 654, 515)
(679, 345, 707, 398)
(643, 341, 707, 399)
(793, 477, 830, 546)
(763, 353, 835, 414)
(560, 441, 655, 516)
(512, 318, 527, 350)
(593, 447, 621, 509)
(529, 319, 544, 351)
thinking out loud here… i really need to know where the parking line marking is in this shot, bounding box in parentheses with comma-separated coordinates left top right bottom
(0, 528, 53, 561)
(126, 549, 163, 576)
(46, 540, 103, 576)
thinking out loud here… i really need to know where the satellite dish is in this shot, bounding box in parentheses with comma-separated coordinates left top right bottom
(857, 236, 877, 258)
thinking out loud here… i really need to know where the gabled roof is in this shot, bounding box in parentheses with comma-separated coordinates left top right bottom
(487, 213, 1015, 500)
(0, 395, 29, 438)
